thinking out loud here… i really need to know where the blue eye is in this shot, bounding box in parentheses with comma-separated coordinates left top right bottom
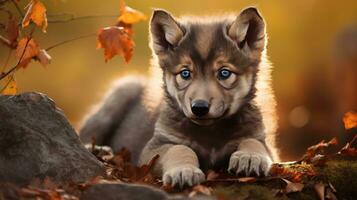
(218, 69, 232, 80)
(180, 70, 191, 80)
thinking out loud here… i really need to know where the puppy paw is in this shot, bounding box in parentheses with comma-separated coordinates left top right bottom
(163, 165, 205, 188)
(228, 151, 272, 176)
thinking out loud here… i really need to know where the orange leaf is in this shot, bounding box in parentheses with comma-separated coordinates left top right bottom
(283, 178, 304, 194)
(302, 137, 338, 162)
(22, 0, 48, 32)
(343, 111, 357, 130)
(96, 26, 134, 63)
(15, 37, 40, 68)
(1, 75, 17, 95)
(117, 0, 147, 24)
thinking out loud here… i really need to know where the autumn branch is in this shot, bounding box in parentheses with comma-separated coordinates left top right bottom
(46, 33, 96, 51)
(1, 0, 146, 94)
(47, 13, 118, 23)
(0, 28, 34, 81)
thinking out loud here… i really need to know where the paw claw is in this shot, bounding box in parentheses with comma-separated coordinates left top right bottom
(228, 151, 272, 177)
(163, 165, 205, 188)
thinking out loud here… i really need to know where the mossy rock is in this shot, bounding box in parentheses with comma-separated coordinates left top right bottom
(321, 160, 357, 200)
(212, 184, 287, 200)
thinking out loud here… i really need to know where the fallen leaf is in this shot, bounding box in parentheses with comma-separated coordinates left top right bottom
(338, 140, 357, 156)
(189, 185, 212, 197)
(328, 182, 336, 193)
(325, 188, 337, 200)
(302, 137, 338, 163)
(1, 75, 17, 95)
(237, 177, 257, 183)
(37, 49, 51, 67)
(343, 111, 357, 130)
(282, 178, 304, 194)
(206, 170, 219, 181)
(22, 0, 48, 32)
(117, 0, 147, 24)
(15, 37, 40, 68)
(135, 154, 159, 183)
(96, 26, 134, 63)
(313, 182, 325, 200)
(270, 162, 315, 182)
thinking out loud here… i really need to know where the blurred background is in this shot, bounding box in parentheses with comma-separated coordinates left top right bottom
(1, 0, 356, 161)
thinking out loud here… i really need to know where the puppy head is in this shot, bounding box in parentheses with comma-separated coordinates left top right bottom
(149, 8, 266, 125)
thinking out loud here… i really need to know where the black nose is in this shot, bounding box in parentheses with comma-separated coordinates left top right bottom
(191, 100, 210, 117)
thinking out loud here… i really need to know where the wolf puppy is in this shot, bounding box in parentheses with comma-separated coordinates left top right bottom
(80, 7, 278, 188)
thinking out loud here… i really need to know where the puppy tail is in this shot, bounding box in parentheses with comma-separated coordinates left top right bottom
(79, 76, 146, 146)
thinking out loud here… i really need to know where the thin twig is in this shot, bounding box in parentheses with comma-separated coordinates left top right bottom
(46, 32, 96, 51)
(0, 28, 34, 81)
(0, 35, 13, 48)
(47, 14, 118, 23)
(10, 0, 24, 18)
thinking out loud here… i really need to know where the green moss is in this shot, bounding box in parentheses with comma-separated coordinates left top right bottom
(287, 187, 318, 200)
(207, 160, 357, 200)
(321, 160, 357, 200)
(212, 184, 288, 200)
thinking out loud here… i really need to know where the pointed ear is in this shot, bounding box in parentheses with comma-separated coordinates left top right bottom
(150, 9, 185, 54)
(228, 7, 266, 52)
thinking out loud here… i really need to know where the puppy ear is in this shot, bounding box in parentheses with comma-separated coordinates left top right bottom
(150, 9, 185, 54)
(228, 7, 266, 52)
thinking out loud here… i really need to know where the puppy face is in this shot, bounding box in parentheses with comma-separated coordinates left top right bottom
(150, 8, 266, 125)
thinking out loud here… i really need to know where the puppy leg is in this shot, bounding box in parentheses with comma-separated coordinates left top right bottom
(228, 138, 272, 176)
(140, 144, 205, 188)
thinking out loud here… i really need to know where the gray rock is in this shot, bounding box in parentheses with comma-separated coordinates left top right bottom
(81, 183, 169, 200)
(81, 183, 215, 200)
(0, 92, 104, 186)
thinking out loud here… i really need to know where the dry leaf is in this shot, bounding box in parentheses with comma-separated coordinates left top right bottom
(314, 182, 325, 200)
(1, 75, 17, 95)
(22, 0, 48, 32)
(37, 49, 51, 67)
(15, 37, 40, 68)
(325, 188, 337, 200)
(328, 182, 336, 193)
(343, 111, 357, 130)
(302, 137, 338, 162)
(270, 162, 315, 182)
(338, 135, 357, 156)
(6, 18, 19, 45)
(189, 185, 212, 197)
(237, 177, 257, 183)
(96, 0, 145, 63)
(283, 178, 304, 194)
(206, 170, 219, 181)
(117, 0, 147, 24)
(96, 26, 134, 63)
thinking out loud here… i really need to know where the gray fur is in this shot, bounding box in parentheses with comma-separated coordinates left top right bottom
(80, 7, 278, 188)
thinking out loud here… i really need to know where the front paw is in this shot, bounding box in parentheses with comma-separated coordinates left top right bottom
(163, 165, 205, 188)
(228, 151, 272, 176)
